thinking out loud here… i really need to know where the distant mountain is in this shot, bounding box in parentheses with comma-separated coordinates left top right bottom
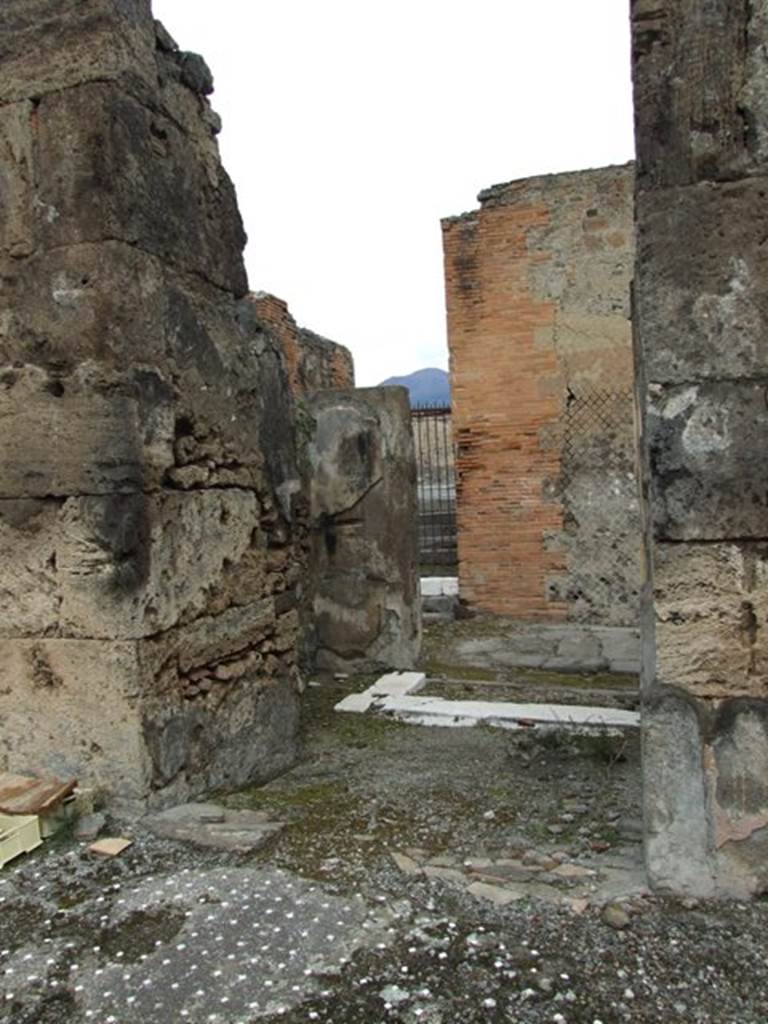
(379, 367, 450, 407)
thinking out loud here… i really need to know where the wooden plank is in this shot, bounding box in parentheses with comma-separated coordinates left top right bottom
(88, 837, 132, 857)
(0, 772, 77, 816)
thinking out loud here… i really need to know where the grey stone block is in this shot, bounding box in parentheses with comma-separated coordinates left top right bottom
(653, 541, 768, 698)
(0, 0, 157, 104)
(642, 687, 715, 897)
(647, 382, 768, 540)
(593, 627, 641, 674)
(143, 802, 284, 851)
(307, 387, 421, 671)
(710, 700, 768, 896)
(421, 594, 457, 616)
(0, 364, 174, 499)
(635, 179, 768, 383)
(17, 81, 246, 294)
(632, 0, 768, 189)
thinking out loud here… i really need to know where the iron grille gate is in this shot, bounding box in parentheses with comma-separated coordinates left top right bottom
(411, 404, 458, 575)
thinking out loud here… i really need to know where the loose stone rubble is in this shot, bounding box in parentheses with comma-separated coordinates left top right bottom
(2, 665, 768, 1023)
(387, 843, 646, 912)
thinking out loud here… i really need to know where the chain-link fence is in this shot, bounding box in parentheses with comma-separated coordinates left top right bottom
(560, 386, 636, 484)
(556, 385, 640, 625)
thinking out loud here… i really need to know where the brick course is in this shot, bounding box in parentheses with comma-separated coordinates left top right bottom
(249, 292, 354, 396)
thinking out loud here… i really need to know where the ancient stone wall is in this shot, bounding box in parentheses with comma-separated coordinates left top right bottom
(0, 1, 304, 812)
(305, 387, 421, 672)
(442, 164, 638, 624)
(250, 292, 355, 396)
(633, 0, 768, 896)
(248, 297, 419, 672)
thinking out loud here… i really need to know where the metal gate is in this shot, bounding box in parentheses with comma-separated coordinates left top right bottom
(411, 404, 457, 575)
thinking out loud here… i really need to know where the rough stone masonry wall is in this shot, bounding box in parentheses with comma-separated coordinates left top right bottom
(249, 292, 355, 395)
(249, 294, 420, 673)
(0, 0, 305, 813)
(306, 387, 421, 672)
(633, 0, 768, 896)
(442, 165, 638, 624)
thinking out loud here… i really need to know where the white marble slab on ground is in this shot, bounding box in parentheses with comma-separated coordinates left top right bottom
(334, 691, 378, 713)
(334, 673, 639, 732)
(376, 695, 639, 730)
(369, 671, 426, 697)
(420, 577, 459, 597)
(334, 671, 426, 713)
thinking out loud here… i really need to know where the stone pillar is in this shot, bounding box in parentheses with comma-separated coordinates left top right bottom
(306, 387, 421, 672)
(442, 165, 636, 623)
(632, 0, 768, 895)
(0, 1, 304, 812)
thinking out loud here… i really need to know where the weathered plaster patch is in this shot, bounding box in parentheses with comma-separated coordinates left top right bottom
(681, 400, 731, 455)
(660, 386, 698, 420)
(709, 711, 768, 848)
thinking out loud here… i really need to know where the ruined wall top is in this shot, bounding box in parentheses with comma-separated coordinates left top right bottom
(0, 0, 248, 297)
(631, 0, 768, 189)
(442, 162, 634, 226)
(1, 0, 157, 103)
(249, 292, 355, 395)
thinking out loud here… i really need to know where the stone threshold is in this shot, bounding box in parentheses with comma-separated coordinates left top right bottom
(334, 672, 640, 731)
(420, 577, 459, 597)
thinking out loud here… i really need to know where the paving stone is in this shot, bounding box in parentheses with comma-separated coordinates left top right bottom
(391, 851, 422, 876)
(466, 881, 524, 906)
(463, 857, 494, 871)
(404, 846, 429, 862)
(524, 882, 565, 904)
(551, 863, 597, 880)
(469, 862, 536, 884)
(88, 837, 132, 857)
(523, 850, 558, 870)
(602, 902, 631, 930)
(423, 865, 466, 884)
(564, 896, 590, 915)
(144, 802, 284, 852)
(73, 812, 106, 841)
(428, 854, 459, 868)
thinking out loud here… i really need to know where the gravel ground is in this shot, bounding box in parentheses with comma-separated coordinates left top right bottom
(1, 658, 767, 1024)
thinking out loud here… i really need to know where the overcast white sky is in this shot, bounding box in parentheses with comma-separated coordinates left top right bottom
(153, 1, 635, 386)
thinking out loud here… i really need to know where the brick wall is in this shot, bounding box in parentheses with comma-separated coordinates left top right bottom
(442, 163, 638, 622)
(249, 292, 354, 395)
